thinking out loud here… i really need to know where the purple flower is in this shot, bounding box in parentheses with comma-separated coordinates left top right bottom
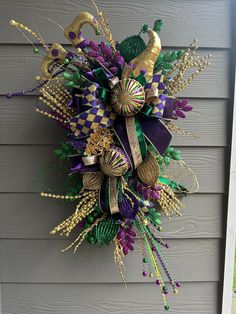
(117, 225, 136, 255)
(87, 41, 124, 74)
(173, 99, 193, 119)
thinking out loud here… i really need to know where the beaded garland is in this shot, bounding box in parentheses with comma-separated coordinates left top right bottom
(7, 2, 210, 311)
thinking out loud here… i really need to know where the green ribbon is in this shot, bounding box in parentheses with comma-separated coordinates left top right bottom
(99, 176, 110, 214)
(98, 87, 110, 102)
(159, 176, 188, 194)
(93, 68, 110, 89)
(140, 104, 155, 117)
(134, 117, 147, 160)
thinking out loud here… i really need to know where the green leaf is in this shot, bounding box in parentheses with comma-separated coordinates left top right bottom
(164, 63, 173, 70)
(54, 149, 62, 155)
(165, 146, 173, 154)
(61, 143, 71, 151)
(177, 49, 185, 59)
(163, 52, 171, 62)
(60, 153, 67, 160)
(153, 19, 163, 35)
(163, 156, 171, 165)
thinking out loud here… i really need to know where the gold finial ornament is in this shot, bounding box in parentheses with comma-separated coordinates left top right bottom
(64, 12, 100, 51)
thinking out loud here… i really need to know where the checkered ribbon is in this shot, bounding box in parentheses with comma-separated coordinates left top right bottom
(69, 82, 116, 137)
(70, 102, 116, 137)
(145, 73, 168, 118)
(81, 82, 100, 108)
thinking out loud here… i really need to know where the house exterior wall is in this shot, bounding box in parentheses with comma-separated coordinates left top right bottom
(0, 0, 232, 313)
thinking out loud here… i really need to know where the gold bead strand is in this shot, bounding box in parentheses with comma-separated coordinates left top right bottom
(62, 215, 105, 253)
(40, 192, 82, 200)
(39, 95, 70, 121)
(35, 108, 68, 124)
(44, 87, 72, 118)
(39, 89, 71, 120)
(9, 19, 48, 50)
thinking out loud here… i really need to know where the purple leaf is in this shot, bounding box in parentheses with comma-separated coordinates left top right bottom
(178, 99, 189, 108)
(87, 50, 100, 58)
(174, 100, 181, 108)
(126, 235, 135, 243)
(96, 56, 105, 63)
(123, 246, 129, 255)
(105, 46, 113, 60)
(127, 242, 134, 251)
(90, 41, 99, 51)
(127, 228, 136, 237)
(112, 51, 121, 63)
(176, 110, 186, 118)
(100, 41, 107, 56)
(182, 105, 193, 112)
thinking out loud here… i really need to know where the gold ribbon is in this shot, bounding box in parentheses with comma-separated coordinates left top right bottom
(109, 76, 119, 89)
(82, 155, 98, 165)
(125, 116, 143, 168)
(109, 177, 120, 215)
(145, 87, 159, 104)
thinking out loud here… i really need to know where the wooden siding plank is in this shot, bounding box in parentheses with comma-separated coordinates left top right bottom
(0, 193, 223, 239)
(0, 239, 221, 283)
(1, 282, 219, 314)
(0, 0, 230, 48)
(0, 146, 225, 193)
(0, 97, 227, 146)
(0, 47, 229, 98)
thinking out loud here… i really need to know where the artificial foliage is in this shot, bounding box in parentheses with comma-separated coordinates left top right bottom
(7, 2, 211, 310)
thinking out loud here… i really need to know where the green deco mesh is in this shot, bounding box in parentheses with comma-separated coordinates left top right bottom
(117, 35, 146, 63)
(95, 217, 119, 246)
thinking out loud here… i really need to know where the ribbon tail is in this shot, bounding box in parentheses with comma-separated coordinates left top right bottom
(99, 176, 120, 215)
(139, 115, 172, 154)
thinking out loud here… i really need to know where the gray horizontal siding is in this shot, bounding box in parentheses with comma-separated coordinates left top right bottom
(0, 239, 220, 283)
(0, 0, 231, 313)
(1, 282, 219, 314)
(0, 193, 223, 239)
(0, 0, 230, 47)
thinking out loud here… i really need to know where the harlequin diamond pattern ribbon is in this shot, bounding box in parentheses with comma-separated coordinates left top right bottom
(69, 103, 116, 137)
(81, 82, 100, 107)
(145, 73, 167, 118)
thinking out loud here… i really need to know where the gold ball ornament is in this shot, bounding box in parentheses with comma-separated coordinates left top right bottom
(99, 147, 129, 177)
(9, 19, 17, 26)
(111, 78, 145, 116)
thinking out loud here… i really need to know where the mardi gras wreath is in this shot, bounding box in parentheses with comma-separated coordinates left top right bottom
(7, 1, 210, 310)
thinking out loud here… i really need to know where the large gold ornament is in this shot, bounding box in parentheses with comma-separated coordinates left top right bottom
(99, 147, 129, 176)
(82, 172, 104, 190)
(111, 78, 145, 116)
(137, 151, 160, 187)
